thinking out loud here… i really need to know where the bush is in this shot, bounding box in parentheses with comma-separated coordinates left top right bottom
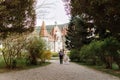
(69, 49, 80, 62)
(26, 37, 46, 65)
(1, 34, 27, 69)
(51, 52, 58, 57)
(79, 37, 120, 69)
(40, 50, 52, 63)
(0, 56, 5, 68)
(80, 41, 103, 65)
(101, 37, 120, 69)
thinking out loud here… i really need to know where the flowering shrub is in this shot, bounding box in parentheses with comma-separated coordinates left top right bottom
(40, 50, 52, 63)
(26, 37, 46, 65)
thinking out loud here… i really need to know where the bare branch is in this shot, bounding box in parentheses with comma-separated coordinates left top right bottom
(36, 0, 57, 20)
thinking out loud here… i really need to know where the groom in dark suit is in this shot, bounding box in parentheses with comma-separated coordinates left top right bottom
(58, 50, 64, 64)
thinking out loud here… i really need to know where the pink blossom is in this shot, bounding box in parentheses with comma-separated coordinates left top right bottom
(62, 0, 71, 16)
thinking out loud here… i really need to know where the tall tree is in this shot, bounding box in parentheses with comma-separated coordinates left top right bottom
(65, 16, 90, 49)
(71, 0, 120, 39)
(0, 0, 36, 38)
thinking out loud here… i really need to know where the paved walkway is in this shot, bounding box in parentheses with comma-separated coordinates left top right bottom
(0, 60, 119, 80)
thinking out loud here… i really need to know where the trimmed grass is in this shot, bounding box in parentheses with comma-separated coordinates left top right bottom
(0, 57, 51, 73)
(76, 62, 120, 78)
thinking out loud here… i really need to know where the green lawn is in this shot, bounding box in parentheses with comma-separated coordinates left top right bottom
(0, 56, 51, 73)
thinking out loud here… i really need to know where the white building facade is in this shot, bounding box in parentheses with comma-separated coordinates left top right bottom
(39, 21, 67, 53)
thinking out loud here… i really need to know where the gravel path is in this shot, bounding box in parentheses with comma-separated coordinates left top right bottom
(0, 60, 119, 80)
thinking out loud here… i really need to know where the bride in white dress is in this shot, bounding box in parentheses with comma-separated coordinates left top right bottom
(63, 51, 70, 64)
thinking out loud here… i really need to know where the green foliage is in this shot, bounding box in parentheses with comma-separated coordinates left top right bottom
(79, 37, 120, 69)
(71, 0, 120, 39)
(70, 0, 120, 70)
(40, 50, 52, 63)
(65, 16, 90, 49)
(1, 33, 27, 69)
(0, 0, 36, 38)
(51, 52, 58, 57)
(0, 35, 51, 69)
(0, 56, 5, 68)
(80, 40, 103, 65)
(0, 56, 51, 72)
(101, 37, 120, 69)
(69, 49, 80, 62)
(26, 37, 46, 65)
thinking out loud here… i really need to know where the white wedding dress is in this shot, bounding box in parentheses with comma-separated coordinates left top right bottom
(63, 54, 70, 64)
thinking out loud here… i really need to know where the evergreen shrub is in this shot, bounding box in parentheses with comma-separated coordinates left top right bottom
(69, 49, 80, 62)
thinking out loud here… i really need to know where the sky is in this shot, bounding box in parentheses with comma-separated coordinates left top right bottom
(35, 0, 70, 26)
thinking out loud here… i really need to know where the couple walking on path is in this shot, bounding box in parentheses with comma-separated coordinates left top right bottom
(58, 49, 70, 64)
